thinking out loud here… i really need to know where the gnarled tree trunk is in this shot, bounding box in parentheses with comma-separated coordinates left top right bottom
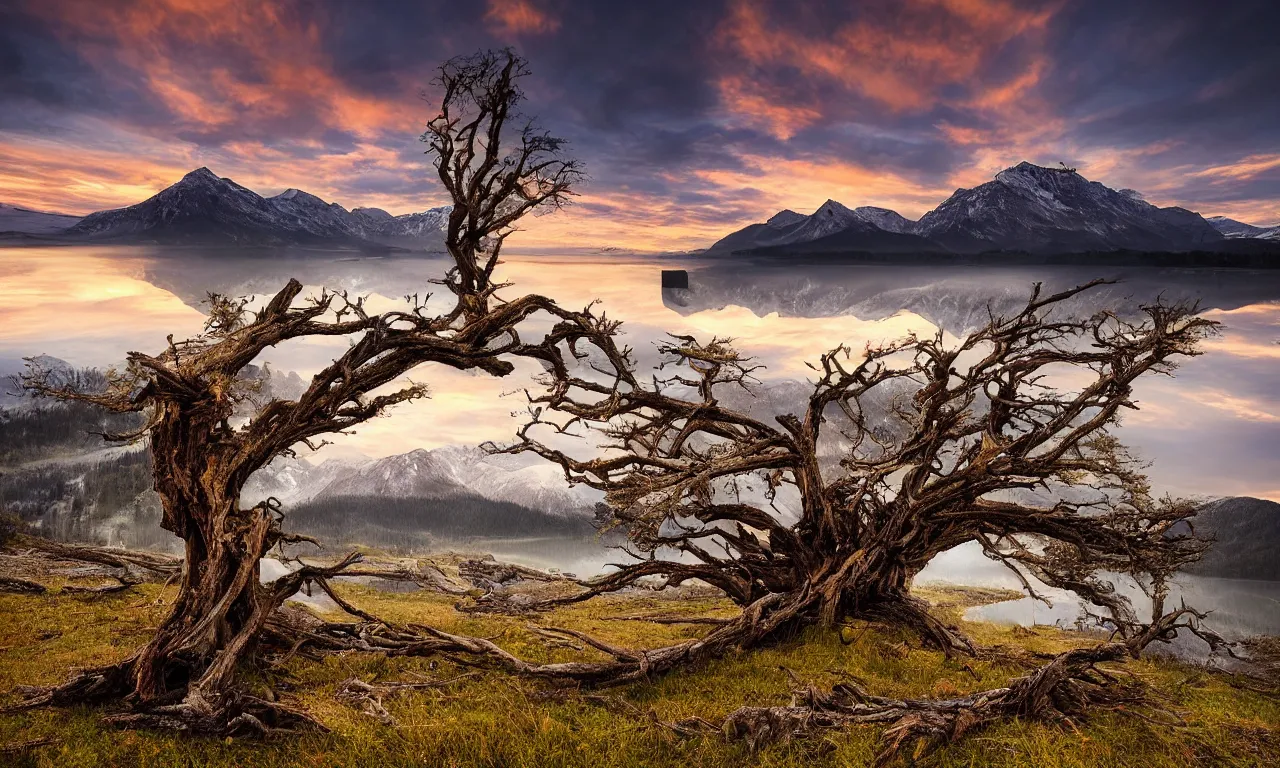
(8, 47, 593, 734)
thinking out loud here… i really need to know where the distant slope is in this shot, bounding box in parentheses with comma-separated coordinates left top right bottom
(0, 203, 81, 234)
(289, 494, 595, 551)
(748, 221, 948, 255)
(1185, 497, 1280, 581)
(1207, 216, 1280, 240)
(708, 200, 925, 253)
(306, 446, 598, 516)
(58, 167, 448, 249)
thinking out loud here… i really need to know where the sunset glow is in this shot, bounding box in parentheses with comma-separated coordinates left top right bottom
(1, 0, 1278, 247)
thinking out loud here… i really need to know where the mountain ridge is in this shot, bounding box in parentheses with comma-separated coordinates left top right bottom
(19, 167, 450, 249)
(1206, 215, 1280, 240)
(0, 202, 84, 235)
(708, 162, 1276, 257)
(246, 444, 599, 518)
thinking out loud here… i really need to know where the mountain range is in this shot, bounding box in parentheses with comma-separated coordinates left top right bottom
(0, 168, 450, 249)
(1206, 215, 1280, 240)
(709, 162, 1280, 256)
(244, 445, 600, 517)
(4, 161, 1278, 256)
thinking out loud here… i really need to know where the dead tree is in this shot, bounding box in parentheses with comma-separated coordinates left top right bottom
(423, 48, 583, 317)
(6, 48, 592, 735)
(495, 281, 1223, 667)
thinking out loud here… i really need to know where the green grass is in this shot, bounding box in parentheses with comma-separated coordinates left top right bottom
(1, 574, 1276, 768)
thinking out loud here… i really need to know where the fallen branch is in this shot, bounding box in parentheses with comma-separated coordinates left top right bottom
(0, 575, 47, 594)
(62, 574, 143, 597)
(333, 562, 471, 596)
(600, 613, 734, 626)
(459, 558, 589, 590)
(335, 672, 479, 725)
(674, 640, 1178, 764)
(0, 736, 58, 755)
(13, 536, 180, 578)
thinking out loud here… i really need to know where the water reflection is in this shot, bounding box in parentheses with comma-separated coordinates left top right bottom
(3, 246, 1279, 640)
(2, 246, 1278, 497)
(964, 575, 1280, 655)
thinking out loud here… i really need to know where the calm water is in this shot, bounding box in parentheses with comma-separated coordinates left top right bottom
(3, 245, 1279, 637)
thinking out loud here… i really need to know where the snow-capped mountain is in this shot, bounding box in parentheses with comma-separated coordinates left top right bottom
(0, 202, 82, 235)
(354, 206, 451, 239)
(243, 455, 365, 506)
(60, 167, 450, 248)
(914, 162, 1223, 253)
(708, 199, 935, 254)
(851, 206, 915, 234)
(247, 445, 599, 517)
(1207, 216, 1280, 240)
(314, 449, 467, 499)
(708, 162, 1248, 256)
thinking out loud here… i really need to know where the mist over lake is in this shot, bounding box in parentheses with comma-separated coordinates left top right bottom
(3, 245, 1280, 641)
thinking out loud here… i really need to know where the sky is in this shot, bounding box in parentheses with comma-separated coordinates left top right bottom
(1, 0, 1278, 250)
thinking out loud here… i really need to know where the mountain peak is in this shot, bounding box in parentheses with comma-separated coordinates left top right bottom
(853, 206, 915, 234)
(995, 161, 1081, 185)
(765, 209, 805, 228)
(61, 166, 446, 247)
(181, 167, 220, 183)
(1205, 215, 1280, 239)
(272, 188, 329, 207)
(916, 160, 1223, 252)
(816, 199, 854, 216)
(352, 206, 394, 221)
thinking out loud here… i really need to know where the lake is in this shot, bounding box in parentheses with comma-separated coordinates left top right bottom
(3, 244, 1279, 640)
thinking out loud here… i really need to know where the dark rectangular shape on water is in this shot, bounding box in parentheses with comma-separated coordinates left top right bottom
(661, 270, 689, 289)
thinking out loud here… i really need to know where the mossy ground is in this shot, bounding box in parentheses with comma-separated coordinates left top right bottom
(0, 561, 1276, 768)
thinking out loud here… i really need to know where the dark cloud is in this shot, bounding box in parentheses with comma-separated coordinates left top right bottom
(1044, 0, 1280, 156)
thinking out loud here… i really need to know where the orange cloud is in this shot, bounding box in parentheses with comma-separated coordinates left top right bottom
(716, 75, 823, 140)
(29, 0, 425, 140)
(0, 126, 447, 219)
(0, 133, 198, 214)
(715, 0, 1057, 117)
(502, 151, 957, 251)
(1188, 153, 1280, 183)
(484, 0, 560, 37)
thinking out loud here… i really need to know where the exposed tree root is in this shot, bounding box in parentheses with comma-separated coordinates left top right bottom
(100, 692, 325, 736)
(14, 536, 181, 578)
(61, 573, 143, 596)
(335, 672, 478, 725)
(663, 643, 1160, 764)
(600, 613, 734, 626)
(855, 593, 978, 658)
(1, 539, 1235, 763)
(458, 557, 588, 590)
(0, 575, 47, 594)
(0, 736, 59, 755)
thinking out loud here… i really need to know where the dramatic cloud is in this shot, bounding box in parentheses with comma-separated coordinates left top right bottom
(1, 0, 1277, 247)
(484, 0, 560, 37)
